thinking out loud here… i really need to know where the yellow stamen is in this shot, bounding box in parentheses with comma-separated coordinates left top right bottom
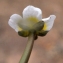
(42, 23, 47, 30)
(18, 26, 22, 31)
(27, 17, 39, 23)
(27, 17, 39, 28)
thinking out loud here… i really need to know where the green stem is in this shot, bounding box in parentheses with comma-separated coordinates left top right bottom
(19, 33, 35, 63)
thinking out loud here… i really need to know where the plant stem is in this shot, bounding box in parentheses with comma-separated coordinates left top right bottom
(19, 33, 35, 63)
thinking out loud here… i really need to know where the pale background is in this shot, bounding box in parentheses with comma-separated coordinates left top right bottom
(0, 0, 63, 63)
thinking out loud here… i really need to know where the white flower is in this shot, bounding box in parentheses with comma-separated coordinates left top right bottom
(8, 5, 56, 37)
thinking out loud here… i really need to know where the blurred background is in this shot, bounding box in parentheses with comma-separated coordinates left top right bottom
(0, 0, 63, 63)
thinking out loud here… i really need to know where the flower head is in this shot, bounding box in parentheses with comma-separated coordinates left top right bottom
(8, 5, 56, 37)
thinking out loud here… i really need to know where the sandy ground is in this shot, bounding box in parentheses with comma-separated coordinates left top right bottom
(0, 0, 63, 63)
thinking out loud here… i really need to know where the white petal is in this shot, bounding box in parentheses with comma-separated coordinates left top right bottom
(8, 19, 18, 32)
(10, 14, 22, 23)
(23, 5, 42, 20)
(42, 15, 56, 30)
(8, 14, 23, 32)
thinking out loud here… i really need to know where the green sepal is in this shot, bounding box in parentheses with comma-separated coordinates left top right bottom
(38, 31, 48, 36)
(32, 21, 44, 31)
(18, 30, 30, 37)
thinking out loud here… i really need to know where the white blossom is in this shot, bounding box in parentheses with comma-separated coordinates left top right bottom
(8, 5, 56, 37)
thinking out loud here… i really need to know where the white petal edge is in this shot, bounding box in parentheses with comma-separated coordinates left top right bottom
(8, 19, 18, 32)
(10, 14, 22, 23)
(8, 14, 22, 32)
(42, 15, 56, 30)
(23, 5, 42, 20)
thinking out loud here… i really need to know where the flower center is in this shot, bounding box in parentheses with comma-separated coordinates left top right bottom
(27, 16, 39, 23)
(18, 16, 39, 31)
(26, 16, 39, 28)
